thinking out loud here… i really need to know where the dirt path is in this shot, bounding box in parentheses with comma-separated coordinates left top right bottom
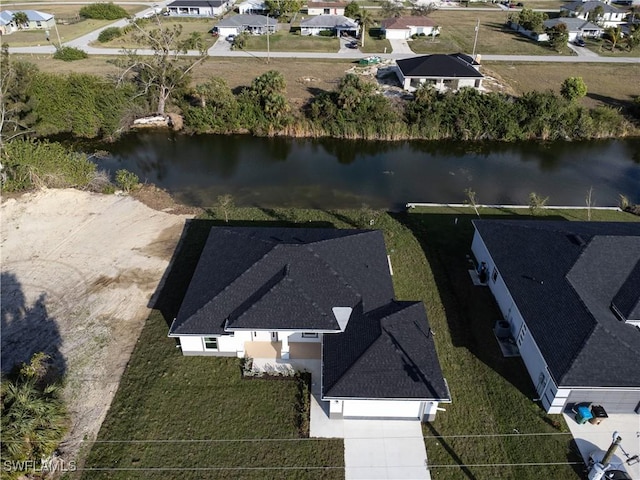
(1, 188, 192, 461)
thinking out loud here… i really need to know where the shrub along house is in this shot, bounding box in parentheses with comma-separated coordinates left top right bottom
(169, 227, 451, 421)
(471, 220, 640, 415)
(395, 53, 484, 92)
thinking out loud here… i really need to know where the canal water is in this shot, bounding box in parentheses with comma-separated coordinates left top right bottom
(94, 132, 640, 209)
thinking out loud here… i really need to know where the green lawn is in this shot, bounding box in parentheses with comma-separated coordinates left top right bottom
(411, 10, 562, 55)
(359, 28, 392, 54)
(241, 31, 340, 52)
(79, 204, 639, 480)
(396, 206, 639, 479)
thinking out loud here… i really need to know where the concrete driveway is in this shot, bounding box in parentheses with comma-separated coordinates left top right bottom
(388, 38, 413, 54)
(563, 412, 640, 479)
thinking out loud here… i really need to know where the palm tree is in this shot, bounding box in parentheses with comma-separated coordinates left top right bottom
(606, 25, 622, 51)
(11, 11, 29, 30)
(357, 9, 374, 47)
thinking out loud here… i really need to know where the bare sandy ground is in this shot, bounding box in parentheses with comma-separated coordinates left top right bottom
(1, 188, 191, 461)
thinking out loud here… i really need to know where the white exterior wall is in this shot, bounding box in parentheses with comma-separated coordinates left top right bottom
(301, 27, 324, 35)
(385, 28, 409, 39)
(307, 6, 345, 15)
(471, 229, 558, 413)
(178, 332, 250, 356)
(457, 78, 479, 89)
(342, 399, 424, 418)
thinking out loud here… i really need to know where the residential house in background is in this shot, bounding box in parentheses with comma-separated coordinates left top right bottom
(542, 17, 603, 41)
(471, 220, 640, 415)
(169, 227, 451, 421)
(561, 0, 626, 27)
(300, 14, 358, 36)
(0, 9, 55, 35)
(215, 14, 276, 36)
(305, 1, 347, 15)
(236, 0, 267, 14)
(395, 53, 484, 92)
(166, 0, 232, 17)
(381, 16, 440, 39)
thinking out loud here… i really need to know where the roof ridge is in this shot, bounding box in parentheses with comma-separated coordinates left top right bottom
(304, 243, 362, 303)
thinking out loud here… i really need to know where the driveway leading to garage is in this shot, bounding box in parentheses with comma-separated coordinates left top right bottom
(388, 38, 413, 54)
(343, 420, 431, 480)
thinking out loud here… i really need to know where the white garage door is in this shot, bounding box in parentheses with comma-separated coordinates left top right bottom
(342, 400, 422, 418)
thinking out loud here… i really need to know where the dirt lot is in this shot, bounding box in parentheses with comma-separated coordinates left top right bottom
(0, 189, 193, 461)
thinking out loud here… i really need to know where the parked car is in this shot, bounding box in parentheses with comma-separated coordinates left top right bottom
(574, 38, 586, 47)
(226, 34, 236, 43)
(346, 41, 358, 49)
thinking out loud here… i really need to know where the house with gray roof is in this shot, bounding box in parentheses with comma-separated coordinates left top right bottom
(300, 14, 358, 36)
(170, 227, 450, 420)
(214, 14, 275, 36)
(561, 0, 626, 27)
(395, 53, 483, 92)
(542, 17, 603, 41)
(0, 9, 55, 35)
(471, 220, 640, 414)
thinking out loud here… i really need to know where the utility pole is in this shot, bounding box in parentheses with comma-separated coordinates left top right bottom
(471, 18, 479, 59)
(266, 13, 270, 64)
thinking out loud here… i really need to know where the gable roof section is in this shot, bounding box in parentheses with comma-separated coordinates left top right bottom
(543, 17, 601, 31)
(396, 54, 483, 79)
(0, 9, 54, 23)
(216, 13, 274, 27)
(611, 260, 640, 322)
(473, 220, 640, 388)
(382, 16, 436, 30)
(170, 227, 394, 335)
(562, 0, 622, 14)
(300, 14, 357, 28)
(323, 301, 449, 400)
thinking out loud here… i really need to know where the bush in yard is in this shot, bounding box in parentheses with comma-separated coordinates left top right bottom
(79, 2, 129, 20)
(560, 77, 587, 102)
(97, 26, 122, 43)
(53, 46, 88, 61)
(115, 169, 139, 192)
(319, 30, 334, 37)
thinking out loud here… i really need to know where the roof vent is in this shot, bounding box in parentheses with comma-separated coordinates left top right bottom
(567, 234, 586, 246)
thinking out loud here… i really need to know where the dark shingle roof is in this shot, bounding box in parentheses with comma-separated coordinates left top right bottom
(396, 54, 483, 79)
(473, 220, 640, 388)
(169, 227, 395, 335)
(612, 260, 640, 323)
(323, 301, 450, 400)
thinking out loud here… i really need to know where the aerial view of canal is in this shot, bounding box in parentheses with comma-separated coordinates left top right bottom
(95, 132, 640, 209)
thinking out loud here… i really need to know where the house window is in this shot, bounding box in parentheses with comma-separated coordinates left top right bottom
(324, 8, 330, 14)
(492, 267, 499, 283)
(203, 337, 218, 350)
(301, 332, 318, 338)
(36, 21, 42, 27)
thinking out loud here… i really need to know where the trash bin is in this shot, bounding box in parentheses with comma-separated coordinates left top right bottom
(589, 405, 608, 425)
(575, 405, 593, 424)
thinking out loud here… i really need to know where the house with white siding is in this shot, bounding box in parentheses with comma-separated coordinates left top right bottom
(0, 9, 55, 35)
(214, 14, 275, 36)
(471, 220, 640, 415)
(305, 1, 347, 15)
(170, 227, 451, 421)
(299, 14, 358, 36)
(381, 16, 440, 40)
(561, 0, 626, 27)
(395, 53, 484, 92)
(166, 0, 232, 17)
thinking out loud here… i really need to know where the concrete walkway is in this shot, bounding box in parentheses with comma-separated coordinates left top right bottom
(252, 357, 432, 480)
(388, 38, 413, 55)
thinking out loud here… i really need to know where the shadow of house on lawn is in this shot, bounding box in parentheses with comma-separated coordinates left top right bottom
(1, 271, 66, 380)
(149, 217, 336, 328)
(392, 209, 567, 400)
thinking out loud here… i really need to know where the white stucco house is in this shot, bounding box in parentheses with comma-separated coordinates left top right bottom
(0, 9, 55, 35)
(236, 0, 267, 14)
(166, 0, 232, 17)
(541, 17, 603, 41)
(299, 14, 358, 36)
(395, 53, 484, 92)
(381, 16, 440, 39)
(305, 1, 347, 15)
(561, 0, 626, 27)
(169, 226, 451, 421)
(214, 14, 276, 36)
(471, 220, 640, 415)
